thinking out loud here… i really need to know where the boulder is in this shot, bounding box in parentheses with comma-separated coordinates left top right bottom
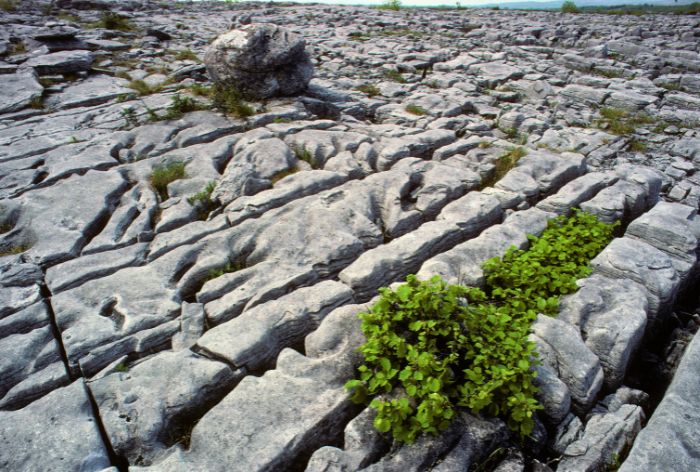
(0, 70, 43, 114)
(204, 24, 314, 99)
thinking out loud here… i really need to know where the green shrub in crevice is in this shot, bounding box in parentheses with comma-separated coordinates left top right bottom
(187, 181, 218, 220)
(150, 161, 186, 201)
(346, 211, 617, 443)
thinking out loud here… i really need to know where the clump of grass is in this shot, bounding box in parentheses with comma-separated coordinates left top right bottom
(121, 107, 138, 128)
(173, 49, 200, 62)
(114, 363, 129, 373)
(479, 140, 494, 149)
(481, 147, 527, 188)
(596, 107, 655, 135)
(659, 82, 683, 92)
(91, 12, 135, 31)
(127, 79, 162, 96)
(272, 117, 292, 124)
(28, 96, 44, 109)
(270, 167, 299, 184)
(189, 83, 212, 97)
(212, 83, 254, 118)
(356, 84, 381, 97)
(293, 145, 317, 169)
(0, 245, 29, 257)
(405, 104, 428, 116)
(383, 69, 406, 84)
(161, 94, 206, 120)
(628, 138, 647, 152)
(377, 0, 401, 10)
(0, 0, 16, 12)
(9, 41, 26, 55)
(56, 11, 79, 22)
(205, 258, 247, 282)
(594, 68, 625, 79)
(150, 161, 186, 201)
(187, 181, 218, 220)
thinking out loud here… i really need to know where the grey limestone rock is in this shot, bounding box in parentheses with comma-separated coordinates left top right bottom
(531, 314, 604, 413)
(196, 280, 354, 371)
(536, 172, 616, 215)
(0, 380, 110, 472)
(23, 50, 94, 75)
(559, 275, 649, 389)
(620, 330, 700, 472)
(204, 24, 314, 99)
(88, 349, 243, 465)
(0, 70, 43, 114)
(134, 303, 369, 472)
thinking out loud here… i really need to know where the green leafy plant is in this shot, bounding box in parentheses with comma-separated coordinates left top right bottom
(150, 161, 186, 201)
(187, 181, 218, 220)
(161, 94, 205, 120)
(212, 83, 254, 118)
(405, 104, 428, 116)
(346, 211, 617, 443)
(293, 145, 317, 169)
(596, 107, 655, 136)
(204, 258, 247, 282)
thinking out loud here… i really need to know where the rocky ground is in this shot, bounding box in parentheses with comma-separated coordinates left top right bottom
(1, 1, 700, 471)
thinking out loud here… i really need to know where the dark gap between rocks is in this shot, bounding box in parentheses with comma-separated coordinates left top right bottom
(39, 281, 76, 382)
(83, 381, 130, 472)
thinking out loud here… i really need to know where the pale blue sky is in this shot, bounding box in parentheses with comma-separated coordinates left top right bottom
(241, 0, 535, 5)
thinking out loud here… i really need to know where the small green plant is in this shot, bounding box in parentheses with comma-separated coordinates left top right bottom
(150, 161, 186, 201)
(293, 145, 316, 169)
(272, 117, 292, 124)
(383, 69, 406, 84)
(405, 104, 428, 116)
(481, 147, 527, 188)
(28, 96, 44, 109)
(0, 0, 16, 12)
(114, 363, 129, 373)
(561, 1, 580, 13)
(189, 83, 212, 97)
(161, 94, 205, 120)
(594, 68, 625, 79)
(127, 79, 161, 96)
(0, 245, 29, 257)
(56, 11, 79, 22)
(356, 84, 381, 97)
(173, 49, 200, 62)
(377, 0, 401, 11)
(121, 107, 139, 128)
(212, 83, 254, 118)
(205, 258, 246, 282)
(628, 138, 647, 152)
(91, 11, 134, 31)
(187, 181, 218, 220)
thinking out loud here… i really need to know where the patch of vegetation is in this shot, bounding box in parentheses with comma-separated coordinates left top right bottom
(270, 167, 299, 184)
(0, 245, 29, 257)
(9, 41, 26, 55)
(149, 161, 186, 201)
(28, 96, 44, 109)
(293, 145, 317, 169)
(272, 117, 292, 124)
(579, 2, 700, 15)
(114, 363, 129, 373)
(628, 138, 647, 152)
(121, 107, 139, 128)
(659, 82, 683, 92)
(377, 0, 401, 11)
(345, 211, 617, 444)
(172, 49, 200, 62)
(56, 11, 79, 22)
(89, 12, 135, 31)
(357, 84, 381, 97)
(481, 147, 527, 188)
(189, 83, 212, 97)
(0, 0, 16, 12)
(161, 93, 206, 120)
(561, 0, 580, 13)
(204, 258, 247, 282)
(405, 104, 428, 116)
(594, 68, 625, 79)
(212, 83, 255, 118)
(596, 107, 655, 135)
(187, 181, 218, 220)
(383, 69, 406, 84)
(127, 79, 162, 96)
